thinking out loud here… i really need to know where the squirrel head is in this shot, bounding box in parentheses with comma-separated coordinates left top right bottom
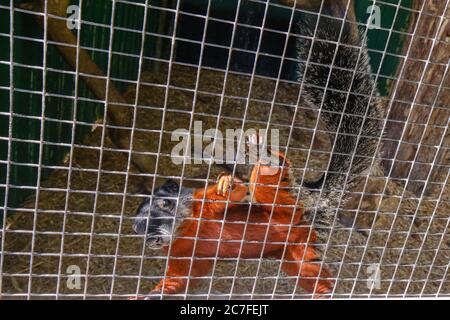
(133, 180, 193, 250)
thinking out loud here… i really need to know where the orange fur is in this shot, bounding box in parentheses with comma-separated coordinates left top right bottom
(150, 151, 333, 297)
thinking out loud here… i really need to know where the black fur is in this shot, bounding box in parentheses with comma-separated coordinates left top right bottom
(133, 180, 193, 249)
(297, 15, 384, 235)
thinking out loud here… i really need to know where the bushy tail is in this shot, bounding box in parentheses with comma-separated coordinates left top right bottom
(297, 15, 384, 236)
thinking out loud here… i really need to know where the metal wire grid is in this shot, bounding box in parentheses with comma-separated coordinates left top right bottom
(0, 0, 449, 299)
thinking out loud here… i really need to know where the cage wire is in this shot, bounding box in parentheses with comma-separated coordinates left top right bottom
(0, 0, 449, 299)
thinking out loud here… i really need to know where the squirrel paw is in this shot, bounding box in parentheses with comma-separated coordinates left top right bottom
(216, 173, 242, 197)
(312, 280, 334, 299)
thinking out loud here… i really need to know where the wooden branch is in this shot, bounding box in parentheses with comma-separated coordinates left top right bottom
(382, 0, 450, 196)
(20, 0, 152, 174)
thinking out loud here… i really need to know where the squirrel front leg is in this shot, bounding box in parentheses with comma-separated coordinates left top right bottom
(149, 237, 213, 296)
(148, 175, 247, 297)
(244, 133, 294, 206)
(249, 152, 296, 211)
(193, 174, 248, 214)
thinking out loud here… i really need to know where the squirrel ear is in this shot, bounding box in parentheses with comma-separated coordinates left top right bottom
(162, 179, 179, 193)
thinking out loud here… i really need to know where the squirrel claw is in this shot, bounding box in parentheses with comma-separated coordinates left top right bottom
(216, 174, 242, 196)
(217, 175, 231, 196)
(245, 133, 262, 154)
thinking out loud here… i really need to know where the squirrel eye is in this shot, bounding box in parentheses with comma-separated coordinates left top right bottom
(156, 199, 166, 208)
(155, 198, 175, 210)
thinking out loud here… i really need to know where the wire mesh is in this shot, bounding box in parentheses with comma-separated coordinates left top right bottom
(0, 0, 449, 299)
